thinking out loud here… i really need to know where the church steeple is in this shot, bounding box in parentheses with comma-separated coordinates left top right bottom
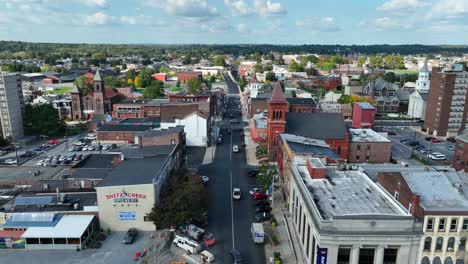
(416, 58, 430, 92)
(421, 57, 429, 73)
(267, 83, 287, 161)
(93, 69, 106, 115)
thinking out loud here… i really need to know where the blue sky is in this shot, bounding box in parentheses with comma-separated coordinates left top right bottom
(0, 0, 467, 45)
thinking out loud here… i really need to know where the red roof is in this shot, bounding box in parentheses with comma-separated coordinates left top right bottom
(105, 88, 119, 99)
(0, 230, 24, 238)
(269, 83, 286, 104)
(83, 73, 95, 79)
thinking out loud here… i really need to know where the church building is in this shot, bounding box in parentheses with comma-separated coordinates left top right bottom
(408, 59, 430, 119)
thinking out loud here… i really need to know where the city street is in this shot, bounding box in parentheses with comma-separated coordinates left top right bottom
(198, 73, 266, 263)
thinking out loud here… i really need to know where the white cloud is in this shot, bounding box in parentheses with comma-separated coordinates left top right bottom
(224, 0, 252, 16)
(377, 0, 428, 11)
(254, 0, 286, 16)
(296, 17, 340, 32)
(83, 12, 114, 25)
(427, 0, 468, 18)
(362, 16, 417, 31)
(237, 23, 247, 32)
(80, 0, 109, 8)
(201, 18, 232, 32)
(144, 0, 218, 17)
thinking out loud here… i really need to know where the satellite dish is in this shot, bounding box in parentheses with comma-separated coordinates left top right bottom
(105, 114, 112, 123)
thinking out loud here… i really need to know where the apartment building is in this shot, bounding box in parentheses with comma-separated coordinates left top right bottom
(378, 171, 468, 264)
(425, 64, 468, 137)
(0, 70, 25, 140)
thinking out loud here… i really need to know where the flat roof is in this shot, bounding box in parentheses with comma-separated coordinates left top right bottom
(3, 214, 63, 228)
(294, 157, 406, 220)
(119, 117, 161, 124)
(281, 134, 342, 160)
(457, 130, 468, 143)
(350, 129, 391, 143)
(22, 215, 94, 239)
(355, 102, 375, 110)
(401, 171, 468, 211)
(97, 124, 153, 132)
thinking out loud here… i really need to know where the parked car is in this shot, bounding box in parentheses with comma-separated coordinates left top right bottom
(75, 146, 83, 151)
(85, 134, 97, 140)
(73, 141, 85, 146)
(247, 170, 258, 178)
(102, 144, 110, 150)
(252, 192, 268, 201)
(429, 153, 447, 160)
(256, 205, 272, 213)
(400, 139, 410, 144)
(446, 145, 455, 151)
(48, 139, 58, 145)
(431, 138, 441, 143)
(232, 188, 241, 200)
(254, 200, 270, 207)
(249, 188, 261, 195)
(123, 228, 137, 244)
(230, 249, 244, 264)
(36, 160, 46, 166)
(200, 175, 210, 184)
(68, 146, 76, 151)
(232, 145, 239, 153)
(33, 146, 44, 152)
(387, 130, 396, 135)
(419, 148, 428, 154)
(408, 141, 420, 146)
(447, 137, 457, 143)
(4, 159, 17, 165)
(217, 137, 222, 144)
(414, 145, 425, 150)
(73, 154, 83, 161)
(19, 151, 35, 158)
(425, 136, 432, 141)
(190, 216, 208, 228)
(254, 212, 272, 222)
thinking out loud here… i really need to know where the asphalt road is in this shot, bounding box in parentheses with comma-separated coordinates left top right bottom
(198, 73, 266, 263)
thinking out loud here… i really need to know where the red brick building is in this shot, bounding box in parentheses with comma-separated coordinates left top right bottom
(152, 73, 167, 82)
(453, 130, 468, 172)
(177, 72, 201, 84)
(352, 102, 376, 129)
(111, 98, 169, 119)
(135, 126, 184, 147)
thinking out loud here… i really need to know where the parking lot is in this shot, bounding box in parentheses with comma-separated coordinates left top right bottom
(385, 127, 455, 165)
(0, 232, 149, 264)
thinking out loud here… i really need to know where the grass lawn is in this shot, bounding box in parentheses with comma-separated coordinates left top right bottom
(170, 87, 182, 92)
(388, 69, 419, 75)
(45, 87, 73, 95)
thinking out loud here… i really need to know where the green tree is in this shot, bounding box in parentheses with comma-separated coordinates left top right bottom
(143, 81, 165, 99)
(239, 76, 247, 91)
(187, 77, 202, 94)
(316, 62, 336, 72)
(289, 61, 304, 72)
(74, 76, 93, 95)
(135, 69, 153, 88)
(256, 165, 277, 192)
(384, 55, 405, 69)
(214, 56, 226, 67)
(300, 55, 319, 66)
(176, 80, 181, 88)
(254, 63, 264, 73)
(369, 56, 384, 68)
(265, 71, 277, 82)
(291, 90, 297, 98)
(357, 57, 367, 67)
(383, 72, 397, 83)
(23, 104, 65, 137)
(91, 52, 106, 63)
(125, 69, 137, 80)
(329, 55, 344, 64)
(159, 66, 169, 73)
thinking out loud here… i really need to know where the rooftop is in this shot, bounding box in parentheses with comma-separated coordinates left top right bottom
(285, 112, 347, 140)
(355, 102, 375, 110)
(97, 124, 153, 132)
(349, 129, 391, 143)
(22, 215, 95, 239)
(401, 171, 468, 211)
(457, 130, 468, 144)
(294, 157, 407, 220)
(135, 126, 184, 137)
(252, 113, 268, 129)
(119, 117, 161, 125)
(281, 134, 342, 160)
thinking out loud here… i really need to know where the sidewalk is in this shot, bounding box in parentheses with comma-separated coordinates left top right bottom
(263, 189, 302, 264)
(244, 126, 259, 166)
(202, 145, 216, 165)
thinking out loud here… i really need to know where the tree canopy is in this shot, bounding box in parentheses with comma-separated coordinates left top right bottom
(23, 104, 65, 137)
(142, 80, 165, 99)
(187, 77, 202, 94)
(74, 76, 93, 95)
(214, 55, 226, 67)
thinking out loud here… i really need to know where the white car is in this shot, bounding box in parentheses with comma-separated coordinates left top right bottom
(233, 188, 241, 200)
(4, 159, 17, 165)
(73, 141, 85, 146)
(68, 146, 75, 151)
(429, 153, 447, 160)
(232, 145, 239, 153)
(201, 175, 209, 184)
(85, 134, 96, 140)
(36, 160, 45, 166)
(249, 188, 261, 195)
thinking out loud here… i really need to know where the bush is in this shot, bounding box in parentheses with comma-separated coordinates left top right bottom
(271, 235, 279, 246)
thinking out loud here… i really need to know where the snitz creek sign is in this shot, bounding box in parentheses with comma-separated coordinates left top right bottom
(105, 192, 147, 203)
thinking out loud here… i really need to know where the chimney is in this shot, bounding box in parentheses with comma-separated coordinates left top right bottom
(306, 158, 326, 179)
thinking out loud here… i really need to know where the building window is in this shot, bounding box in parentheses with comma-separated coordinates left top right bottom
(358, 248, 375, 264)
(383, 248, 398, 264)
(462, 219, 468, 230)
(439, 218, 446, 231)
(394, 191, 399, 200)
(337, 248, 351, 264)
(447, 237, 455, 252)
(459, 237, 466, 251)
(436, 237, 444, 251)
(357, 145, 361, 151)
(450, 219, 458, 232)
(356, 155, 360, 160)
(423, 237, 432, 251)
(408, 203, 413, 213)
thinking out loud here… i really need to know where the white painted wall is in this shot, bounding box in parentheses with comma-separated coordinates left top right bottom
(161, 113, 208, 147)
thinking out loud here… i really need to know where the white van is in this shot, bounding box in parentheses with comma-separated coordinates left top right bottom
(173, 235, 202, 254)
(251, 223, 264, 244)
(232, 145, 239, 153)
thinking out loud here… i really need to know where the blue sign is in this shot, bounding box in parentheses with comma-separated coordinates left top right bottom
(316, 247, 328, 264)
(268, 184, 273, 194)
(119, 212, 136, 220)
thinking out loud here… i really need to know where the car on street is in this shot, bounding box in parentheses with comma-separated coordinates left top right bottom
(200, 175, 210, 184)
(252, 192, 268, 201)
(419, 148, 428, 154)
(230, 249, 244, 264)
(232, 145, 239, 153)
(425, 136, 432, 141)
(408, 141, 420, 146)
(254, 212, 272, 223)
(232, 188, 241, 200)
(48, 139, 58, 145)
(4, 159, 17, 165)
(36, 160, 46, 166)
(254, 200, 270, 207)
(247, 170, 258, 178)
(400, 139, 410, 144)
(255, 205, 272, 213)
(431, 138, 441, 143)
(447, 137, 457, 143)
(446, 145, 455, 151)
(123, 228, 137, 244)
(19, 151, 35, 158)
(428, 152, 447, 160)
(68, 146, 75, 151)
(32, 146, 44, 152)
(414, 145, 425, 150)
(249, 188, 261, 195)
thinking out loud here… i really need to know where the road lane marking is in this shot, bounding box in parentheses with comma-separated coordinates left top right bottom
(230, 170, 235, 250)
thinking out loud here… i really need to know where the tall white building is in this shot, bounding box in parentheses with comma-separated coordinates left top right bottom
(0, 70, 25, 140)
(408, 59, 430, 119)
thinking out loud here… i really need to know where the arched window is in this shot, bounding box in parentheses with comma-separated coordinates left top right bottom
(96, 84, 100, 91)
(447, 237, 455, 252)
(421, 256, 430, 264)
(424, 237, 432, 251)
(435, 237, 444, 251)
(433, 257, 442, 264)
(459, 237, 466, 251)
(444, 257, 453, 264)
(455, 259, 464, 264)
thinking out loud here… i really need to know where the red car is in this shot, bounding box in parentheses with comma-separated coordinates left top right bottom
(134, 248, 147, 261)
(431, 138, 441, 143)
(48, 139, 58, 145)
(252, 192, 268, 200)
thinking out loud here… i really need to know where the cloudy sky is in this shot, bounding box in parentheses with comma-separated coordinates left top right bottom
(0, 0, 467, 44)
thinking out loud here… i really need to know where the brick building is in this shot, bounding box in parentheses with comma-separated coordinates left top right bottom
(135, 126, 185, 147)
(453, 130, 468, 172)
(352, 102, 376, 129)
(96, 124, 154, 143)
(348, 129, 392, 163)
(248, 91, 316, 118)
(424, 64, 468, 137)
(378, 171, 468, 264)
(177, 72, 201, 84)
(111, 99, 169, 119)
